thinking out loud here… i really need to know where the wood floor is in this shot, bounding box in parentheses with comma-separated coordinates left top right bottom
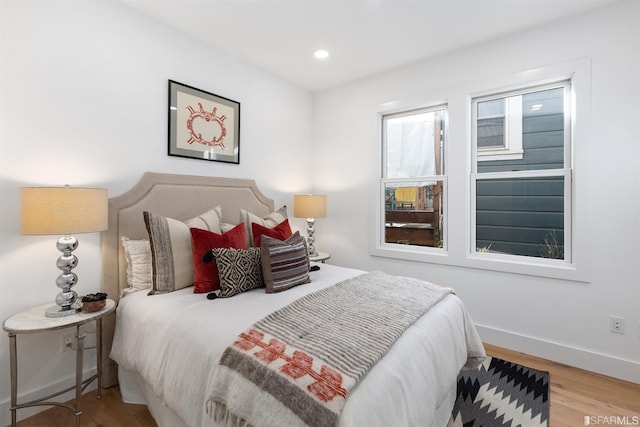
(12, 343, 640, 426)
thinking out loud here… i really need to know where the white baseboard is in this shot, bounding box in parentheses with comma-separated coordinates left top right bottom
(0, 368, 98, 426)
(476, 324, 640, 384)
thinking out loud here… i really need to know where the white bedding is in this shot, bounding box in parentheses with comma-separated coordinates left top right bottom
(110, 264, 485, 427)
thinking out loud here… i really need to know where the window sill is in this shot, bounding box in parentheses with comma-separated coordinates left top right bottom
(370, 244, 590, 283)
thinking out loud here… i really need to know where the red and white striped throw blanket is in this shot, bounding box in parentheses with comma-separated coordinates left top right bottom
(206, 271, 454, 427)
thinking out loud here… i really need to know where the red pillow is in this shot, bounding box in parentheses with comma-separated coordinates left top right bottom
(251, 219, 293, 247)
(190, 224, 247, 293)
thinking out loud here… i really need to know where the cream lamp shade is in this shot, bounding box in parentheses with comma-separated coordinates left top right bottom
(293, 194, 327, 219)
(293, 194, 327, 257)
(21, 186, 108, 317)
(21, 187, 108, 235)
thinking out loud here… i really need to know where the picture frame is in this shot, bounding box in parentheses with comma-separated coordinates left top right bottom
(168, 80, 240, 164)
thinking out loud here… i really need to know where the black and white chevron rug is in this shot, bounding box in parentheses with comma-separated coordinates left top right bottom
(448, 357, 550, 427)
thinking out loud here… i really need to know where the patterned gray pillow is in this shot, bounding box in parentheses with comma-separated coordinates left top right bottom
(212, 247, 263, 298)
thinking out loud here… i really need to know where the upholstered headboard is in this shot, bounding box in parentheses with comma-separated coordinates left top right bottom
(100, 171, 274, 387)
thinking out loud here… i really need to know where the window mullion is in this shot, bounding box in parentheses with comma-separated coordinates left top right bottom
(472, 168, 570, 181)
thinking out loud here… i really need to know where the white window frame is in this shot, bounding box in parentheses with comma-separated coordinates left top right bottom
(375, 103, 448, 257)
(470, 81, 572, 265)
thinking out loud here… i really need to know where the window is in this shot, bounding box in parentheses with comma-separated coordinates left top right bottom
(471, 82, 571, 262)
(477, 96, 524, 161)
(380, 105, 446, 250)
(373, 59, 589, 280)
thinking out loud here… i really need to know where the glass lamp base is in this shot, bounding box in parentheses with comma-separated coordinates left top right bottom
(45, 303, 81, 318)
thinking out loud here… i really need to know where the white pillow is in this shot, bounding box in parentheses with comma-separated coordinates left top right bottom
(121, 236, 152, 295)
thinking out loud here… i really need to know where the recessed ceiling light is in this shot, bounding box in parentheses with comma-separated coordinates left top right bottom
(313, 49, 330, 60)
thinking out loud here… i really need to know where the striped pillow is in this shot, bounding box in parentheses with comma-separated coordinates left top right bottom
(144, 206, 223, 294)
(240, 205, 287, 247)
(260, 231, 310, 293)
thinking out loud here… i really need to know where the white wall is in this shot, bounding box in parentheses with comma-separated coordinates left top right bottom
(313, 0, 640, 383)
(0, 0, 313, 422)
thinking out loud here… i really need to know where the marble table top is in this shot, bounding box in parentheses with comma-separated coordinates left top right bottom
(3, 299, 116, 334)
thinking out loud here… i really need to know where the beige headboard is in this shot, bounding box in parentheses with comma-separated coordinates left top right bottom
(100, 171, 274, 387)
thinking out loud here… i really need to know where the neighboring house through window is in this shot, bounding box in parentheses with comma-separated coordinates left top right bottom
(477, 96, 524, 162)
(472, 82, 571, 262)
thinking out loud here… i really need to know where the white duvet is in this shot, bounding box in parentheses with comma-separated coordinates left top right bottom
(110, 265, 485, 427)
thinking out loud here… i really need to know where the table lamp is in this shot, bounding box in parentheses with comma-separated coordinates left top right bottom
(21, 186, 108, 317)
(293, 194, 327, 257)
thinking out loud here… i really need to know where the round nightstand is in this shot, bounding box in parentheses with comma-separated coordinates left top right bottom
(2, 299, 116, 427)
(309, 252, 331, 263)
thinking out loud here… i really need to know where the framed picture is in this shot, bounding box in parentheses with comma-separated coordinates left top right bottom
(168, 80, 240, 164)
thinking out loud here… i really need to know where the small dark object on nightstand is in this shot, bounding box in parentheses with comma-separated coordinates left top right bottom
(82, 292, 107, 302)
(81, 292, 107, 312)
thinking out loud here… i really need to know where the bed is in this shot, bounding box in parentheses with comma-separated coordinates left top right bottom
(101, 172, 485, 427)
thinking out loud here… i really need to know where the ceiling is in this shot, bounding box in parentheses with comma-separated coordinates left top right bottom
(120, 0, 618, 92)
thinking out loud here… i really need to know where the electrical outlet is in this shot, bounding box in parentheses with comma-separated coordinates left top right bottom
(610, 315, 624, 334)
(62, 333, 75, 352)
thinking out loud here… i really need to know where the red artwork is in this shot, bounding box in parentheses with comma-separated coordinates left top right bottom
(185, 103, 227, 148)
(234, 328, 347, 402)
